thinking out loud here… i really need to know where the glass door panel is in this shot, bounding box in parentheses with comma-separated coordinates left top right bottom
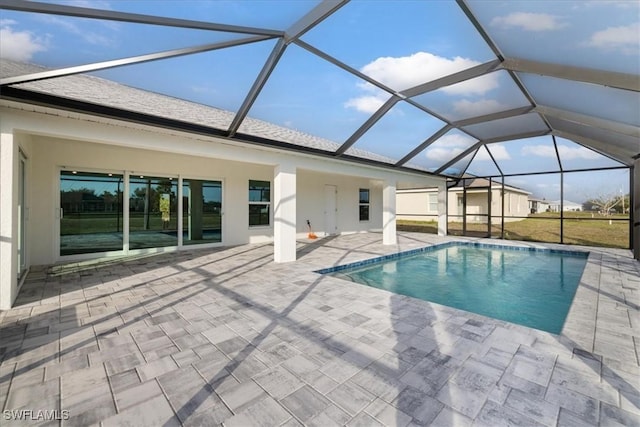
(60, 171, 124, 255)
(183, 179, 222, 245)
(129, 175, 178, 249)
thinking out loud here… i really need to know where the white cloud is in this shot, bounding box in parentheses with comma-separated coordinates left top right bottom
(37, 15, 115, 46)
(190, 85, 217, 95)
(438, 133, 476, 148)
(0, 22, 47, 61)
(581, 1, 637, 9)
(345, 51, 500, 113)
(482, 143, 510, 161)
(586, 22, 639, 55)
(521, 145, 555, 158)
(424, 133, 476, 162)
(361, 52, 499, 94)
(507, 178, 527, 186)
(491, 12, 567, 32)
(453, 99, 505, 117)
(425, 147, 465, 162)
(521, 144, 599, 160)
(344, 95, 386, 114)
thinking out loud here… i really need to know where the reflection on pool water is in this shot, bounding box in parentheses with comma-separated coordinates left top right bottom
(321, 243, 588, 334)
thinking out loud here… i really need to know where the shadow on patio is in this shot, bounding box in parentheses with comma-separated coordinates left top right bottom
(0, 233, 638, 426)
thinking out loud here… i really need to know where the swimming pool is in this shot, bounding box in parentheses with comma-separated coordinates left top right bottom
(319, 242, 588, 334)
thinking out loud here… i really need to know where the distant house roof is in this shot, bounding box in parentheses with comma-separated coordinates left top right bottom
(1, 59, 402, 167)
(549, 200, 582, 207)
(528, 196, 549, 203)
(399, 178, 531, 195)
(450, 178, 531, 195)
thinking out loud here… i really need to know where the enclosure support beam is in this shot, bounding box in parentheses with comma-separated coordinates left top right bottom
(502, 57, 640, 92)
(1, 36, 273, 87)
(437, 183, 447, 236)
(501, 178, 505, 240)
(228, 38, 287, 137)
(383, 180, 397, 245)
(488, 177, 492, 238)
(560, 173, 565, 244)
(0, 0, 283, 36)
(336, 97, 399, 156)
(633, 159, 639, 260)
(273, 162, 297, 263)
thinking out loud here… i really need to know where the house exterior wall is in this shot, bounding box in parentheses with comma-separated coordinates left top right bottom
(399, 187, 530, 224)
(396, 189, 438, 222)
(26, 136, 386, 266)
(297, 170, 382, 236)
(1, 104, 443, 308)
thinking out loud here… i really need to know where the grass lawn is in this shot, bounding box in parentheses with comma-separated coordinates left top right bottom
(398, 212, 629, 249)
(61, 213, 221, 235)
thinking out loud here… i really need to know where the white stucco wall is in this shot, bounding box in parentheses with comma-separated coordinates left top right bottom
(297, 170, 382, 236)
(28, 135, 274, 264)
(24, 136, 390, 266)
(396, 189, 438, 222)
(0, 103, 443, 308)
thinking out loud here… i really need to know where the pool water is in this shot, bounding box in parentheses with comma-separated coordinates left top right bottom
(326, 244, 588, 334)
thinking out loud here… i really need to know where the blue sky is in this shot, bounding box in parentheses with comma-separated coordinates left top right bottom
(1, 0, 636, 202)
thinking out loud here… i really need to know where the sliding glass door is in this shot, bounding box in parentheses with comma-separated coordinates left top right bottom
(60, 171, 223, 256)
(60, 171, 124, 255)
(183, 179, 222, 245)
(129, 175, 178, 249)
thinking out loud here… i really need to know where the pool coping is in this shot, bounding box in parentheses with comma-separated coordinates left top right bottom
(314, 240, 590, 275)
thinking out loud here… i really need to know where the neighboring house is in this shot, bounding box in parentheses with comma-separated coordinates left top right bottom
(397, 178, 531, 223)
(528, 197, 550, 214)
(548, 200, 582, 212)
(396, 188, 441, 222)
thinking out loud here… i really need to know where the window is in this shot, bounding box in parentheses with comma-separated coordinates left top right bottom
(359, 189, 370, 221)
(249, 180, 270, 226)
(60, 170, 124, 255)
(428, 193, 438, 213)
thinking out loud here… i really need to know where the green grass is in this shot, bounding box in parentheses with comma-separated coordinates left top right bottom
(61, 213, 221, 235)
(398, 213, 629, 249)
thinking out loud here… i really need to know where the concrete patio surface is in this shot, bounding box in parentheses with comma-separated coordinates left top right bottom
(1, 232, 638, 426)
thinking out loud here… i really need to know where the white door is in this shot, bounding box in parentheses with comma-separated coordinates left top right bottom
(324, 185, 337, 236)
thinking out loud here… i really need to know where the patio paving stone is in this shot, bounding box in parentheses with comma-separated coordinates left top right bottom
(0, 232, 638, 426)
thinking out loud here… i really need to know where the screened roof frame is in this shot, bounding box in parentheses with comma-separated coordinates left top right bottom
(0, 0, 637, 178)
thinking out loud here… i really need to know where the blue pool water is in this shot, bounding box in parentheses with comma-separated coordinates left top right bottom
(322, 243, 588, 334)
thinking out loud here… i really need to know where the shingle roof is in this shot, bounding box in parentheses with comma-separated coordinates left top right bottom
(1, 59, 402, 166)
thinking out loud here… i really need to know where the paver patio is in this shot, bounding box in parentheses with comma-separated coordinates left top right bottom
(1, 232, 638, 426)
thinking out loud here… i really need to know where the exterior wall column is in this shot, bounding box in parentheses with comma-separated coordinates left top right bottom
(437, 183, 447, 236)
(0, 130, 18, 309)
(633, 159, 639, 260)
(273, 162, 297, 263)
(383, 179, 397, 245)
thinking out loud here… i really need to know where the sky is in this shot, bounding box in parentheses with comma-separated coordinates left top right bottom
(1, 0, 637, 203)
